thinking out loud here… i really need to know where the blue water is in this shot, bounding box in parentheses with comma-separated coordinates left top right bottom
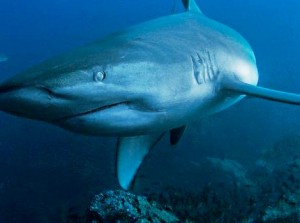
(1, 0, 300, 222)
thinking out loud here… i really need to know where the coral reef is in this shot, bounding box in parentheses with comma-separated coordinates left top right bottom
(83, 134, 300, 223)
(89, 190, 179, 222)
(258, 159, 300, 222)
(147, 135, 300, 222)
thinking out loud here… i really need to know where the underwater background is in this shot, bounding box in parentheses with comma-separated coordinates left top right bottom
(1, 0, 300, 222)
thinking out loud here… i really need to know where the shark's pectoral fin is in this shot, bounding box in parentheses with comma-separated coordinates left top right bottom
(117, 133, 165, 190)
(224, 80, 300, 105)
(170, 125, 186, 146)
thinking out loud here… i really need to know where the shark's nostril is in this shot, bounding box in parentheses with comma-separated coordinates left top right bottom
(0, 84, 68, 100)
(35, 85, 80, 100)
(35, 85, 56, 98)
(0, 84, 56, 97)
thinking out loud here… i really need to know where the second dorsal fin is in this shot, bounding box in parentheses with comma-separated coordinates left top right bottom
(181, 0, 202, 14)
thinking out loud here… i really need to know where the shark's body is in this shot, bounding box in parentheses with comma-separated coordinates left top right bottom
(1, 0, 300, 189)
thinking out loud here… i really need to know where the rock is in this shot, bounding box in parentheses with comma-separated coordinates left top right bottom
(260, 134, 300, 168)
(262, 200, 299, 222)
(206, 157, 255, 188)
(89, 190, 179, 223)
(255, 135, 300, 222)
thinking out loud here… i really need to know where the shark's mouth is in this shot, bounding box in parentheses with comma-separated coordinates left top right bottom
(55, 101, 129, 122)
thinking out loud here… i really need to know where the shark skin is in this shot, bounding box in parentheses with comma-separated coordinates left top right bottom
(1, 0, 300, 189)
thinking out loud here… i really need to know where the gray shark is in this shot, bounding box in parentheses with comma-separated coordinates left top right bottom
(0, 0, 300, 190)
(0, 54, 8, 63)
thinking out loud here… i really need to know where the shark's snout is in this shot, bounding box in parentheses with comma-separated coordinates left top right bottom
(0, 85, 21, 94)
(0, 82, 141, 128)
(0, 83, 68, 121)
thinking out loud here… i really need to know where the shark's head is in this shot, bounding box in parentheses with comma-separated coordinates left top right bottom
(0, 40, 177, 136)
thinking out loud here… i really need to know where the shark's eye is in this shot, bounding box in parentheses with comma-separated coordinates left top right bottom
(94, 71, 106, 82)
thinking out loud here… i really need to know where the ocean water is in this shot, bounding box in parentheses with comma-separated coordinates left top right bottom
(1, 0, 300, 222)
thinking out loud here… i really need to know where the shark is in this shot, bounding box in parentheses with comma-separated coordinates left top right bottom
(1, 0, 300, 190)
(0, 54, 8, 63)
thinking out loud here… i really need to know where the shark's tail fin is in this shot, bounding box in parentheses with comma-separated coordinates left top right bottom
(224, 80, 300, 105)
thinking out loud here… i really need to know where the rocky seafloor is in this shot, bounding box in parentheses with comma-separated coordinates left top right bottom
(66, 134, 300, 222)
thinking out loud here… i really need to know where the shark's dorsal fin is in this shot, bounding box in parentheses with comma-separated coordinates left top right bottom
(181, 0, 202, 14)
(224, 80, 300, 105)
(116, 133, 165, 190)
(170, 125, 186, 145)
